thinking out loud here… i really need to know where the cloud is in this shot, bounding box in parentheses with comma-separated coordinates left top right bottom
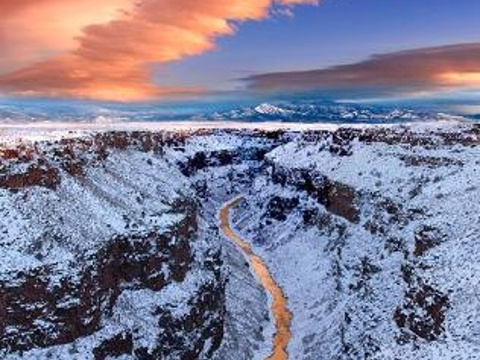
(244, 43, 480, 98)
(0, 0, 134, 72)
(0, 0, 317, 101)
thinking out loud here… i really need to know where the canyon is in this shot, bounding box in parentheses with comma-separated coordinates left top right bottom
(0, 121, 478, 359)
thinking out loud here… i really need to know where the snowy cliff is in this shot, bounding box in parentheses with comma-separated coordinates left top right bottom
(0, 121, 478, 359)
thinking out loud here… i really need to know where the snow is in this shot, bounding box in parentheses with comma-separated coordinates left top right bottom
(1, 121, 479, 359)
(188, 122, 479, 359)
(254, 103, 292, 116)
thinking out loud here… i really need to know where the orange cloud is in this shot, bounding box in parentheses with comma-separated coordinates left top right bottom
(0, 0, 317, 101)
(0, 0, 133, 72)
(244, 43, 480, 97)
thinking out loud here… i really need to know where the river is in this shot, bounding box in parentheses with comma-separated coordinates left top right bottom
(219, 197, 292, 360)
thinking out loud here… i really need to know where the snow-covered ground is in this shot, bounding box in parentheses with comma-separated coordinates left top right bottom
(0, 120, 478, 359)
(229, 125, 479, 360)
(186, 121, 479, 359)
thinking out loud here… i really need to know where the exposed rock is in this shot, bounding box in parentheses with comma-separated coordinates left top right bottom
(394, 284, 450, 341)
(0, 220, 195, 352)
(265, 196, 299, 221)
(413, 226, 446, 257)
(93, 332, 133, 360)
(270, 166, 359, 222)
(398, 154, 464, 168)
(0, 166, 60, 190)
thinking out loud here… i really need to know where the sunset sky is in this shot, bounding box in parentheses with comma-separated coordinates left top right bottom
(1, 0, 480, 101)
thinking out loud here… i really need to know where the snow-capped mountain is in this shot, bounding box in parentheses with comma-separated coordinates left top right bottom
(201, 101, 456, 123)
(0, 99, 469, 125)
(253, 103, 294, 116)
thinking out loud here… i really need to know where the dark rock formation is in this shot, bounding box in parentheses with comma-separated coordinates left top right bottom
(0, 211, 195, 353)
(395, 284, 450, 341)
(265, 196, 299, 221)
(414, 226, 446, 257)
(0, 166, 60, 190)
(270, 166, 359, 223)
(93, 332, 134, 360)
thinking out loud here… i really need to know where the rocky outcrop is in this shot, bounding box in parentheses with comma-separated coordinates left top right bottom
(146, 280, 225, 360)
(413, 226, 446, 257)
(93, 332, 134, 360)
(0, 204, 196, 353)
(265, 196, 299, 221)
(270, 166, 360, 223)
(0, 166, 60, 190)
(395, 283, 450, 342)
(0, 130, 200, 190)
(178, 147, 271, 177)
(0, 133, 229, 360)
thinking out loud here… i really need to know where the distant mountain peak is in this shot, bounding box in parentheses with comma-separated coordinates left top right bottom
(253, 103, 290, 116)
(203, 101, 456, 124)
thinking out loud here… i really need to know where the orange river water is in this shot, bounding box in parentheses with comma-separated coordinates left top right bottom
(219, 197, 292, 360)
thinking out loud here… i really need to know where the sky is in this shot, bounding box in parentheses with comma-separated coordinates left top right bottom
(1, 0, 480, 102)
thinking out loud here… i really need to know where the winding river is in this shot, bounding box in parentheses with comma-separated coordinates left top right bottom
(219, 197, 292, 360)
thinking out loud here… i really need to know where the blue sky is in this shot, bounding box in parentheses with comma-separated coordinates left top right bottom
(157, 0, 480, 90)
(1, 0, 480, 101)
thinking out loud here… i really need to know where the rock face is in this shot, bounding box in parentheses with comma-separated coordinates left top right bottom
(0, 166, 60, 190)
(0, 132, 227, 360)
(269, 166, 360, 223)
(93, 332, 134, 360)
(0, 214, 195, 352)
(0, 122, 479, 360)
(394, 283, 450, 342)
(184, 123, 479, 360)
